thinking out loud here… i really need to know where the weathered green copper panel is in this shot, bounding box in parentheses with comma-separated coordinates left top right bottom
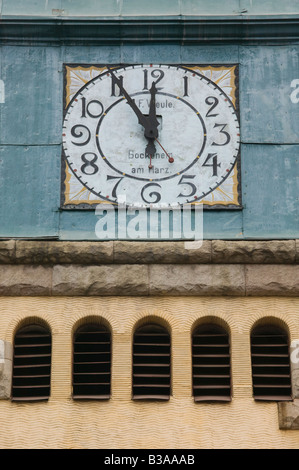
(0, 145, 60, 237)
(242, 144, 299, 238)
(61, 0, 122, 17)
(121, 0, 180, 16)
(59, 210, 244, 241)
(62, 46, 121, 64)
(0, 46, 62, 145)
(1, 0, 61, 17)
(181, 0, 240, 16)
(240, 45, 299, 143)
(2, 0, 298, 18)
(239, 0, 299, 16)
(181, 45, 239, 63)
(202, 211, 243, 240)
(59, 211, 99, 240)
(0, 2, 298, 240)
(121, 44, 181, 63)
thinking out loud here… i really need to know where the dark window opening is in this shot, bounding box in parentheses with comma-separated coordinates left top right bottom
(12, 324, 51, 401)
(73, 324, 111, 400)
(251, 324, 292, 401)
(192, 323, 231, 402)
(133, 324, 171, 400)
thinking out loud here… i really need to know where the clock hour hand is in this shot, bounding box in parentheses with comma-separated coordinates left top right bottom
(144, 81, 160, 140)
(145, 139, 156, 169)
(107, 66, 149, 130)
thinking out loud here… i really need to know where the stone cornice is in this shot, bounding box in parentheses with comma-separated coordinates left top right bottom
(0, 240, 298, 297)
(0, 240, 298, 265)
(1, 16, 299, 45)
(0, 263, 298, 297)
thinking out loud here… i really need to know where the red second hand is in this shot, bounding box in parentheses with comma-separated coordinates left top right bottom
(155, 138, 174, 163)
(149, 154, 153, 169)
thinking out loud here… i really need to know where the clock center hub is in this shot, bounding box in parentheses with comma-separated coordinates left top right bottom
(96, 91, 206, 181)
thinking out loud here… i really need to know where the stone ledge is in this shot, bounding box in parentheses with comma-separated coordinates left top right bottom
(278, 400, 299, 430)
(113, 240, 212, 264)
(0, 263, 298, 296)
(0, 240, 15, 264)
(0, 240, 298, 265)
(52, 264, 149, 296)
(149, 264, 245, 296)
(245, 265, 299, 296)
(0, 265, 52, 296)
(212, 240, 296, 264)
(15, 240, 114, 265)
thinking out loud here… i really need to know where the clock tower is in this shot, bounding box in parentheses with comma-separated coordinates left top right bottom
(0, 0, 298, 451)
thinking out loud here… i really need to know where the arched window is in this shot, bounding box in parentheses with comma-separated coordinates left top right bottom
(251, 324, 292, 401)
(133, 323, 171, 400)
(73, 324, 111, 399)
(192, 323, 231, 402)
(12, 323, 51, 401)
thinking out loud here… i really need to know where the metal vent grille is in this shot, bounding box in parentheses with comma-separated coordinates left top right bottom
(133, 324, 171, 400)
(251, 325, 292, 401)
(73, 324, 111, 399)
(192, 324, 231, 402)
(12, 324, 51, 401)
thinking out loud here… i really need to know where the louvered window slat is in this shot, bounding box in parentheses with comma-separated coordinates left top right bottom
(194, 395, 231, 402)
(251, 326, 292, 401)
(73, 324, 111, 400)
(192, 324, 231, 402)
(133, 324, 171, 400)
(12, 324, 51, 402)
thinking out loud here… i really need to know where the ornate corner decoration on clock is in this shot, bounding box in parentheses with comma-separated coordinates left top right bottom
(61, 64, 241, 209)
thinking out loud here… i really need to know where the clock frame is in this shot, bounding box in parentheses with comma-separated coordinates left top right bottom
(61, 63, 241, 209)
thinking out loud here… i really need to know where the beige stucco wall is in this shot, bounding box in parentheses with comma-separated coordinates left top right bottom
(1, 295, 299, 449)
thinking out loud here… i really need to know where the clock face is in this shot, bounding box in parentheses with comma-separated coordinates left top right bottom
(62, 64, 240, 207)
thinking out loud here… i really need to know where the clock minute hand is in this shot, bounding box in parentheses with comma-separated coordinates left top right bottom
(144, 81, 159, 140)
(107, 66, 149, 130)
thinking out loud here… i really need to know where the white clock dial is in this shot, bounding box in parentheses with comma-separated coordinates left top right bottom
(62, 64, 240, 207)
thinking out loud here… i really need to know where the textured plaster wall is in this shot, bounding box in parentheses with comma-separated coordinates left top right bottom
(0, 296, 299, 449)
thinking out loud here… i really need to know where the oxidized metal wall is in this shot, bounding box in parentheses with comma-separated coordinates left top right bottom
(0, 3, 298, 239)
